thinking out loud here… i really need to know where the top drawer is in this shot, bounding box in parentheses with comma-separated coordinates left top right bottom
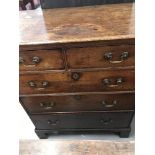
(66, 45, 134, 69)
(19, 49, 65, 71)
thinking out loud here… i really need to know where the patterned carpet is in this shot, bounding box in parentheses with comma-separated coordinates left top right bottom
(19, 140, 134, 155)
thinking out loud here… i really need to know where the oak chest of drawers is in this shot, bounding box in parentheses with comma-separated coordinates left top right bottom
(19, 3, 135, 138)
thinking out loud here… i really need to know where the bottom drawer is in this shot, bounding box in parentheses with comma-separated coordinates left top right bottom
(31, 111, 134, 130)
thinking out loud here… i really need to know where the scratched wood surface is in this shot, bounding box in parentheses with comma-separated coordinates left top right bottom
(19, 3, 135, 46)
(19, 140, 135, 155)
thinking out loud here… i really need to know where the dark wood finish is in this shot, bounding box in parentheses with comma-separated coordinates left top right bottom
(19, 4, 135, 138)
(20, 39, 135, 51)
(119, 129, 131, 138)
(35, 128, 131, 139)
(31, 111, 134, 130)
(19, 3, 134, 46)
(31, 111, 133, 131)
(19, 49, 65, 71)
(40, 0, 134, 9)
(20, 69, 134, 95)
(20, 93, 135, 114)
(67, 44, 134, 69)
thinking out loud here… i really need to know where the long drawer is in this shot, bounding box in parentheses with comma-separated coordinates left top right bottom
(66, 45, 134, 69)
(19, 70, 135, 95)
(20, 93, 135, 114)
(31, 112, 134, 130)
(19, 49, 64, 71)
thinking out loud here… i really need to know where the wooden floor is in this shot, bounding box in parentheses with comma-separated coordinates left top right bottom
(19, 140, 134, 155)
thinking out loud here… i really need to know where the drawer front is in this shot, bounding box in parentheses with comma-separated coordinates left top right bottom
(31, 112, 134, 130)
(19, 70, 134, 95)
(19, 49, 64, 71)
(66, 45, 134, 69)
(20, 93, 135, 113)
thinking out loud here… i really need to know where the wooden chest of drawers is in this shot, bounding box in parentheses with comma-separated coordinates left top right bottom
(19, 3, 135, 138)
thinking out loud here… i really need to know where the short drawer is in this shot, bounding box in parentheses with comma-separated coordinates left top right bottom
(20, 93, 135, 114)
(19, 70, 134, 95)
(31, 112, 134, 130)
(66, 45, 134, 69)
(19, 49, 65, 71)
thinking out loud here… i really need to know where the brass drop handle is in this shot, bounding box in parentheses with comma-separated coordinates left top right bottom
(19, 56, 41, 67)
(71, 72, 81, 81)
(28, 81, 36, 87)
(102, 78, 123, 87)
(47, 120, 59, 126)
(42, 81, 49, 87)
(32, 56, 40, 63)
(104, 52, 129, 64)
(100, 119, 112, 125)
(19, 57, 24, 63)
(28, 81, 49, 89)
(40, 101, 55, 109)
(101, 100, 117, 108)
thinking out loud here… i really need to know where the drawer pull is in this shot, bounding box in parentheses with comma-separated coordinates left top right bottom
(42, 81, 49, 87)
(28, 81, 36, 87)
(32, 56, 40, 63)
(19, 57, 24, 63)
(47, 120, 59, 126)
(19, 56, 41, 67)
(28, 81, 49, 89)
(71, 72, 80, 81)
(104, 52, 129, 64)
(40, 101, 55, 109)
(102, 78, 123, 87)
(101, 100, 117, 108)
(100, 119, 112, 125)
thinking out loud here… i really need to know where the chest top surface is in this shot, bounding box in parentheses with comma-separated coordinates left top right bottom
(19, 3, 135, 46)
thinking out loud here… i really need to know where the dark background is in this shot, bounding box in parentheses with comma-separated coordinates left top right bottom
(40, 0, 135, 9)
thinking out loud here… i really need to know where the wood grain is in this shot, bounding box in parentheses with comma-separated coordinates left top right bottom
(31, 111, 134, 130)
(66, 44, 135, 69)
(19, 69, 135, 95)
(19, 3, 135, 138)
(20, 49, 65, 71)
(19, 140, 135, 155)
(20, 93, 135, 114)
(19, 3, 135, 46)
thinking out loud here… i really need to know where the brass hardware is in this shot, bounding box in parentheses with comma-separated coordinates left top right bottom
(102, 78, 123, 87)
(71, 72, 80, 81)
(28, 81, 49, 89)
(116, 78, 123, 84)
(19, 57, 24, 63)
(101, 100, 117, 108)
(121, 52, 129, 59)
(104, 52, 129, 64)
(47, 120, 59, 125)
(100, 119, 112, 125)
(28, 81, 36, 87)
(32, 56, 40, 63)
(19, 56, 41, 67)
(40, 101, 55, 109)
(103, 78, 110, 85)
(104, 52, 112, 60)
(42, 81, 49, 87)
